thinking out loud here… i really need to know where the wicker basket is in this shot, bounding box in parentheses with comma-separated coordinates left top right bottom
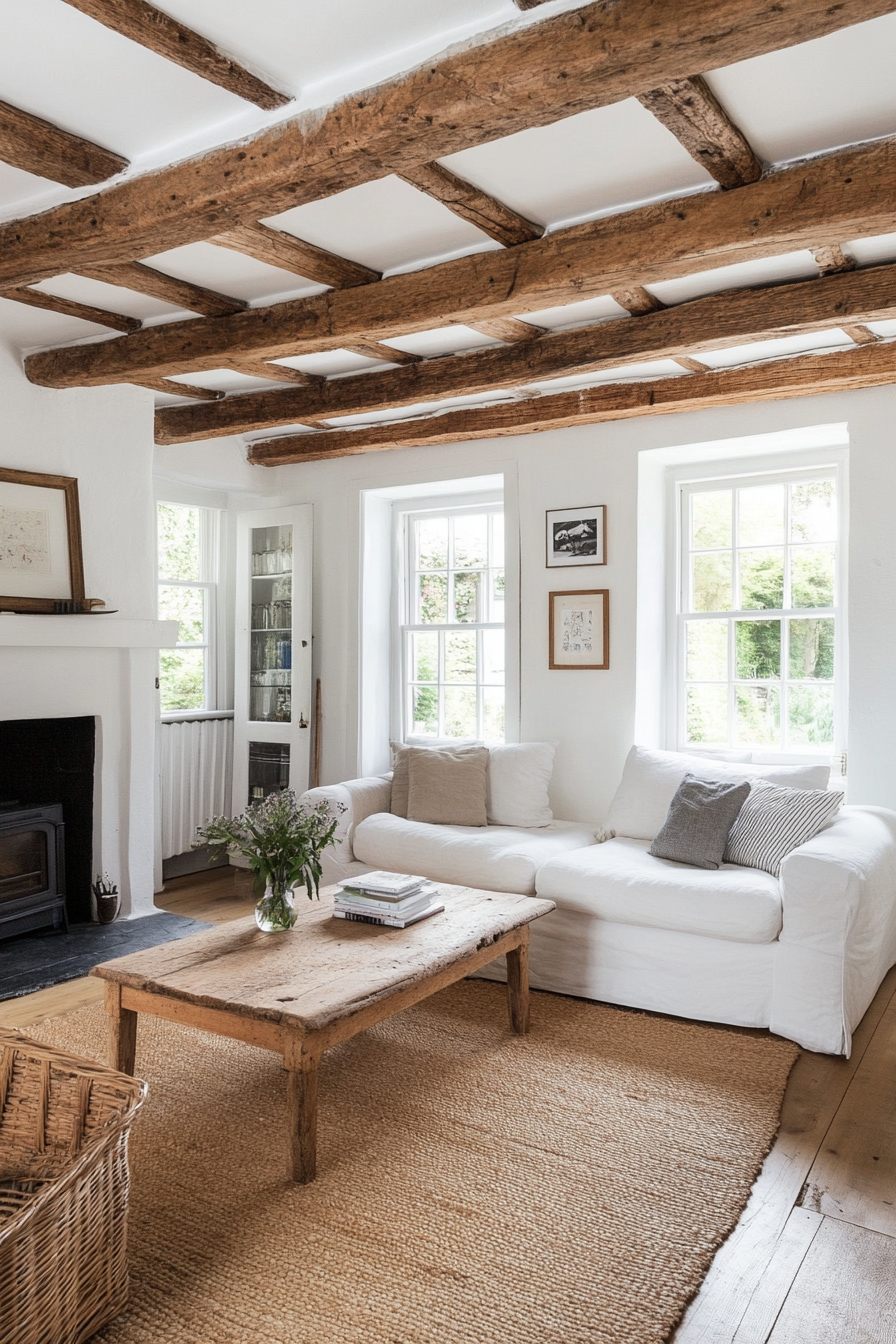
(0, 1029, 146, 1344)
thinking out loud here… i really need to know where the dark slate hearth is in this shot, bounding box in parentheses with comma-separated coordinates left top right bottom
(0, 912, 211, 1001)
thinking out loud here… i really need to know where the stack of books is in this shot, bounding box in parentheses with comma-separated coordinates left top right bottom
(333, 871, 444, 928)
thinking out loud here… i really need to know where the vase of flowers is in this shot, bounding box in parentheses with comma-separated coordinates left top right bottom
(92, 873, 120, 924)
(194, 789, 343, 932)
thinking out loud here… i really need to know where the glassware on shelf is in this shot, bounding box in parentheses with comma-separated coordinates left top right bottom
(248, 742, 290, 798)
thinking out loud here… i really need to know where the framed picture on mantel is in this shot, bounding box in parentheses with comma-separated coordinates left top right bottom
(549, 589, 610, 670)
(0, 468, 85, 613)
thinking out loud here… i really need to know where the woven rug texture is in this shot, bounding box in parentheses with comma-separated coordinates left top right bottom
(30, 981, 797, 1344)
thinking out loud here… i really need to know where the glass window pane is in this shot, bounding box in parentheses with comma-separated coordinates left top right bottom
(482, 629, 504, 684)
(686, 685, 728, 744)
(453, 514, 488, 569)
(739, 549, 784, 610)
(791, 545, 835, 608)
(738, 484, 785, 546)
(789, 618, 835, 679)
(691, 491, 731, 549)
(159, 648, 205, 712)
(410, 685, 439, 736)
(444, 686, 478, 738)
(158, 585, 204, 643)
(787, 684, 834, 746)
(453, 570, 482, 623)
(415, 517, 448, 570)
(411, 631, 438, 682)
(735, 619, 781, 679)
(158, 503, 200, 581)
(445, 631, 477, 683)
(691, 552, 732, 612)
(417, 573, 447, 623)
(491, 512, 504, 567)
(686, 621, 728, 681)
(488, 569, 505, 623)
(483, 687, 505, 742)
(791, 479, 836, 542)
(736, 685, 780, 746)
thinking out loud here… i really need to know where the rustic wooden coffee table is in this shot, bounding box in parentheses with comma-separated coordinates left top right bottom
(91, 885, 555, 1183)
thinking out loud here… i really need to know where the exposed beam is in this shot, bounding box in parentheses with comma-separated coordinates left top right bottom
(0, 98, 127, 188)
(28, 137, 896, 390)
(76, 261, 245, 317)
(140, 379, 224, 401)
(211, 223, 379, 289)
(4, 288, 140, 333)
(814, 244, 856, 275)
(610, 286, 665, 315)
(150, 262, 896, 443)
(673, 355, 712, 373)
(843, 323, 880, 345)
(395, 161, 542, 246)
(513, 1, 554, 9)
(61, 0, 291, 110)
(637, 76, 762, 189)
(4, 0, 895, 287)
(230, 359, 322, 385)
(470, 317, 546, 342)
(247, 341, 896, 465)
(342, 340, 423, 365)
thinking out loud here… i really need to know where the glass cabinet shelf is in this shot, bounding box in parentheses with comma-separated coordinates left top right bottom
(250, 524, 293, 723)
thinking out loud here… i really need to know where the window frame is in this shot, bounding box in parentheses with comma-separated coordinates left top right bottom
(667, 450, 848, 763)
(394, 494, 505, 743)
(156, 501, 221, 718)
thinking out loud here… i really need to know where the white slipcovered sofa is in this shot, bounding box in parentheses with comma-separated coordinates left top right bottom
(302, 747, 896, 1056)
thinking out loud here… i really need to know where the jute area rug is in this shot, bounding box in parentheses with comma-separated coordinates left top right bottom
(32, 981, 797, 1344)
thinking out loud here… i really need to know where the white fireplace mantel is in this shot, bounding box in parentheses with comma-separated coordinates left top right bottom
(0, 615, 178, 648)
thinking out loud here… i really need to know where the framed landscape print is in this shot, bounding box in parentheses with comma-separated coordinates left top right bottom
(0, 467, 85, 612)
(549, 589, 609, 669)
(545, 504, 606, 567)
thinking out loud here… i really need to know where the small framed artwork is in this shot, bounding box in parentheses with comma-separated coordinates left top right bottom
(546, 504, 606, 568)
(0, 467, 85, 613)
(549, 589, 610, 670)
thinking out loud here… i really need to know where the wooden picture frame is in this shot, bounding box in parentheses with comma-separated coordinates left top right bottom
(0, 467, 85, 613)
(545, 504, 607, 567)
(549, 589, 609, 669)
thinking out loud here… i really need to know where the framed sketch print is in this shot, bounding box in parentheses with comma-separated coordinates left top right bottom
(546, 504, 606, 568)
(549, 589, 609, 670)
(0, 467, 85, 613)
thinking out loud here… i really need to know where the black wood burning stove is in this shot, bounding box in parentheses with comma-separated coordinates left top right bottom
(0, 803, 67, 939)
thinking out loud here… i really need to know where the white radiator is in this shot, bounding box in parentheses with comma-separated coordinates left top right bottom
(159, 715, 233, 860)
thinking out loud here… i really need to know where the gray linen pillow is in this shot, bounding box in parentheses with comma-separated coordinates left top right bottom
(405, 745, 489, 827)
(648, 772, 751, 870)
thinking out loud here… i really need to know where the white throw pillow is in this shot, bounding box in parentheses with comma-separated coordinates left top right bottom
(724, 780, 844, 876)
(487, 742, 556, 828)
(607, 745, 831, 841)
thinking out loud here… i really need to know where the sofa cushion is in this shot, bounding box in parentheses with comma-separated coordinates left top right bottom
(725, 780, 844, 876)
(649, 773, 751, 869)
(487, 742, 555, 827)
(406, 745, 489, 826)
(607, 746, 831, 841)
(536, 837, 783, 943)
(352, 813, 597, 896)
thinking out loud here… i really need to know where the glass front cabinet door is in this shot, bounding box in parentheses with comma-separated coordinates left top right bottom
(232, 505, 313, 811)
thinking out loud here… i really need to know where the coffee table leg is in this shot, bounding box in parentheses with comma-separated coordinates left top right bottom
(285, 1038, 319, 1183)
(505, 930, 531, 1035)
(105, 981, 137, 1074)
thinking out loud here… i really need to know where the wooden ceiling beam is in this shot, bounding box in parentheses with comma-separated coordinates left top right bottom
(61, 0, 291, 110)
(150, 262, 896, 444)
(247, 341, 896, 465)
(395, 162, 542, 247)
(27, 137, 896, 390)
(139, 379, 224, 400)
(470, 317, 546, 342)
(4, 0, 894, 287)
(211, 223, 379, 289)
(610, 286, 665, 315)
(342, 339, 423, 365)
(229, 360, 322, 385)
(842, 323, 880, 345)
(0, 98, 127, 188)
(4, 288, 140, 333)
(814, 244, 856, 275)
(75, 261, 246, 317)
(637, 76, 762, 190)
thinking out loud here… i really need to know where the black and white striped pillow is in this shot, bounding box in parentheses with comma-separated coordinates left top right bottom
(723, 780, 843, 877)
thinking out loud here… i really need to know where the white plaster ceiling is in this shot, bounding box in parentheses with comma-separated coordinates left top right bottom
(0, 4, 895, 432)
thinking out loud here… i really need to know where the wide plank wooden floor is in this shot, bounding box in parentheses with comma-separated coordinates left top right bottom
(2, 867, 894, 1341)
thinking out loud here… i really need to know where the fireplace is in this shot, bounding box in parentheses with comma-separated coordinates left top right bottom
(0, 804, 66, 938)
(0, 716, 95, 932)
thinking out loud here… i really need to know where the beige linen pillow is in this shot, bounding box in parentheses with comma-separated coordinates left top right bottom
(405, 745, 489, 826)
(390, 739, 482, 817)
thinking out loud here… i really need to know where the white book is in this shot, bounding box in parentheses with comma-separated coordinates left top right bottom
(332, 900, 445, 929)
(335, 883, 437, 914)
(338, 870, 426, 897)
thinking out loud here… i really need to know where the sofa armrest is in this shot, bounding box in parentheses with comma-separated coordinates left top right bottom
(779, 806, 896, 956)
(300, 775, 392, 866)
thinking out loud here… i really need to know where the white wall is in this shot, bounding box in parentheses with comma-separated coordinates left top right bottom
(185, 382, 896, 824)
(0, 342, 160, 916)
